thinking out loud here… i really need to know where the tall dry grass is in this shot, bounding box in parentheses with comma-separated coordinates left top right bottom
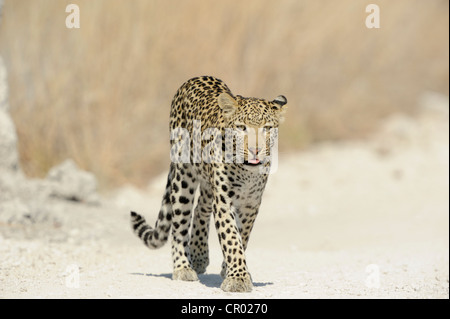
(0, 0, 448, 188)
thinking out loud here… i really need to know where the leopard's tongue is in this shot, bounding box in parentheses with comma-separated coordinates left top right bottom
(248, 158, 260, 165)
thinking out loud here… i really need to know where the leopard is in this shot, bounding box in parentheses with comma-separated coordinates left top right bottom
(130, 76, 287, 292)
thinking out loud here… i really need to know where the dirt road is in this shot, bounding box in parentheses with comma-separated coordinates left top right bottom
(1, 106, 448, 298)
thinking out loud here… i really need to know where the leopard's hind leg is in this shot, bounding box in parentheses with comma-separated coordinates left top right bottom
(170, 163, 199, 281)
(190, 184, 213, 274)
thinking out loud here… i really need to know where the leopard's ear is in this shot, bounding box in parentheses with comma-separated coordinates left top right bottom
(218, 93, 238, 118)
(272, 95, 288, 123)
(272, 95, 287, 108)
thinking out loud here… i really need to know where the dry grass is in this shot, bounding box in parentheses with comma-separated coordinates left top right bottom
(0, 0, 448, 189)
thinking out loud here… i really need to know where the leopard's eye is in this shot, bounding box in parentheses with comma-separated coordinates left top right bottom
(235, 124, 247, 132)
(263, 125, 273, 132)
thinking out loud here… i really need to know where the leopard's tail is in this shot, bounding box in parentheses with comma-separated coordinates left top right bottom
(130, 166, 173, 249)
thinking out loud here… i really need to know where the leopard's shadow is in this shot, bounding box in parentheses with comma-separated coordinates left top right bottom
(131, 272, 172, 279)
(130, 272, 273, 289)
(198, 274, 273, 288)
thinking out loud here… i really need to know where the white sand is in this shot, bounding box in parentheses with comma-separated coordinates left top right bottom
(0, 106, 448, 299)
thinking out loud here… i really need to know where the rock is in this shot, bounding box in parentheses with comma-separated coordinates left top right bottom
(46, 159, 99, 204)
(0, 110, 20, 171)
(0, 56, 20, 172)
(0, 197, 31, 224)
(0, 169, 53, 224)
(0, 51, 100, 227)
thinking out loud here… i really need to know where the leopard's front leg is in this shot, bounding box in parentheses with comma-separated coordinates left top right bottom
(212, 169, 253, 293)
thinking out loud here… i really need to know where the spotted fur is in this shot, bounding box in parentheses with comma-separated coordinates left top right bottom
(131, 76, 287, 292)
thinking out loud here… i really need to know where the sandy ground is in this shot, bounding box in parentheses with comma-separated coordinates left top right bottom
(0, 105, 448, 299)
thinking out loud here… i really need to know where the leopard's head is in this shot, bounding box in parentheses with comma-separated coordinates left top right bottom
(218, 93, 288, 172)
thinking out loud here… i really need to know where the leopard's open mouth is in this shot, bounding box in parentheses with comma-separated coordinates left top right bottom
(243, 158, 262, 166)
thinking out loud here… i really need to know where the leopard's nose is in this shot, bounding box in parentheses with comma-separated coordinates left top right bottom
(248, 147, 261, 156)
